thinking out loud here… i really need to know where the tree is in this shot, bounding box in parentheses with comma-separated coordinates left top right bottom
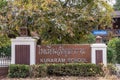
(0, 33, 11, 56)
(0, 0, 7, 10)
(114, 0, 120, 10)
(0, 0, 11, 56)
(0, 0, 113, 44)
(107, 38, 119, 63)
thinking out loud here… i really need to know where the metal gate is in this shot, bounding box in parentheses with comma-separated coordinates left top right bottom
(0, 56, 11, 76)
(96, 50, 103, 65)
(15, 45, 30, 65)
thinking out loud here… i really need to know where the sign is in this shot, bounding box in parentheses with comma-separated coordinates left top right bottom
(92, 30, 107, 35)
(36, 44, 91, 64)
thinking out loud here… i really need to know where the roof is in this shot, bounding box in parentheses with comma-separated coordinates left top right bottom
(112, 11, 120, 18)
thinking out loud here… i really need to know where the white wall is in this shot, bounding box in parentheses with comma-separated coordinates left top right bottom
(91, 43, 107, 66)
(11, 37, 37, 65)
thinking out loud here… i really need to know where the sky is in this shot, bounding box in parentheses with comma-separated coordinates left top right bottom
(109, 0, 116, 6)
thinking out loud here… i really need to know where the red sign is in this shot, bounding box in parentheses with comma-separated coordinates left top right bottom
(36, 44, 91, 64)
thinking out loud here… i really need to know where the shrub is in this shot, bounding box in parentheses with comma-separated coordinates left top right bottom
(107, 38, 119, 49)
(47, 63, 103, 77)
(8, 63, 104, 78)
(107, 38, 119, 63)
(107, 47, 116, 63)
(8, 64, 29, 78)
(0, 45, 11, 56)
(107, 64, 117, 75)
(115, 40, 120, 63)
(30, 64, 47, 77)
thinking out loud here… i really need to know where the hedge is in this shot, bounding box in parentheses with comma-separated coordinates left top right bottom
(30, 64, 47, 77)
(8, 63, 104, 78)
(47, 63, 103, 76)
(8, 64, 29, 78)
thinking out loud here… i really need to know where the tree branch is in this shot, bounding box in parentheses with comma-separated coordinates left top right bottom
(58, 0, 69, 7)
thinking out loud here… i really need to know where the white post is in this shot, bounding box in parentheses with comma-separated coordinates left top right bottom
(91, 43, 107, 66)
(11, 37, 37, 65)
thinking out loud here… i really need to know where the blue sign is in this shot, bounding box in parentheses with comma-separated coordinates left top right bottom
(92, 30, 108, 35)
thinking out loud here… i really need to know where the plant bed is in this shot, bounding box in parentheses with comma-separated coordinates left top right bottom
(8, 63, 104, 78)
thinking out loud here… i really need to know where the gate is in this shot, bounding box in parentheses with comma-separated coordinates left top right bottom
(96, 50, 103, 65)
(0, 55, 11, 76)
(15, 45, 30, 65)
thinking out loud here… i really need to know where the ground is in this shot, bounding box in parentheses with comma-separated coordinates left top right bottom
(0, 76, 120, 80)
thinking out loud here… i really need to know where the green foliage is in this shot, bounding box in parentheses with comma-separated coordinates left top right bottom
(107, 47, 116, 63)
(107, 64, 117, 75)
(0, 0, 113, 44)
(0, 35, 10, 47)
(0, 0, 7, 10)
(108, 38, 119, 49)
(47, 63, 103, 77)
(115, 39, 120, 63)
(8, 64, 29, 78)
(0, 34, 11, 56)
(107, 38, 119, 63)
(0, 45, 11, 56)
(30, 64, 47, 77)
(84, 33, 96, 44)
(114, 0, 120, 10)
(8, 63, 104, 78)
(107, 38, 120, 63)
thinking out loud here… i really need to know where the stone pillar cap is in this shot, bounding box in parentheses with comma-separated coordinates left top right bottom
(96, 36, 102, 38)
(96, 36, 102, 43)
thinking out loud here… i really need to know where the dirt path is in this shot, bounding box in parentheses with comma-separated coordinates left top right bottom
(0, 76, 119, 80)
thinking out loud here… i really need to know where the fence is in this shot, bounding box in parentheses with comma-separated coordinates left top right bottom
(0, 55, 11, 76)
